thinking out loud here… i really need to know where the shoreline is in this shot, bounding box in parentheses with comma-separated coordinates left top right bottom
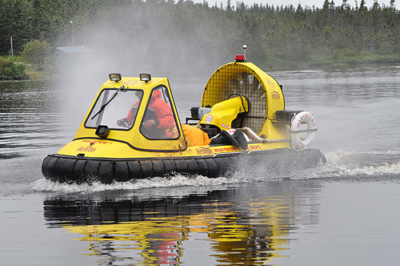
(2, 55, 400, 81)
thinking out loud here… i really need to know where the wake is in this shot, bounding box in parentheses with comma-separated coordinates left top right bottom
(32, 149, 400, 193)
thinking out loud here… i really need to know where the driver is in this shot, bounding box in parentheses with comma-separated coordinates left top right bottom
(117, 89, 175, 136)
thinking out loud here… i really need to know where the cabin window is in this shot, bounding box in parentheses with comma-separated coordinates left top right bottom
(85, 89, 143, 130)
(139, 86, 179, 140)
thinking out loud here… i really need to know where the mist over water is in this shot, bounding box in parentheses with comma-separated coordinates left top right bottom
(61, 3, 230, 78)
(54, 3, 237, 130)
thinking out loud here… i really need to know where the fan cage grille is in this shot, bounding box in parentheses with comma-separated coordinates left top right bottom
(202, 67, 267, 133)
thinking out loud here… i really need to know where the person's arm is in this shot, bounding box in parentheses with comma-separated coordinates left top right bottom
(156, 112, 175, 129)
(152, 100, 175, 129)
(125, 107, 135, 124)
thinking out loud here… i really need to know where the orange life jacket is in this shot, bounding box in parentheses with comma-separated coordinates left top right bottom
(182, 124, 211, 147)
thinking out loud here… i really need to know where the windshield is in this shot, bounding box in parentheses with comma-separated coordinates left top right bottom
(85, 89, 143, 129)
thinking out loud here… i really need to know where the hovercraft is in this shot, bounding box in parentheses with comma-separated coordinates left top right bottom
(42, 49, 325, 184)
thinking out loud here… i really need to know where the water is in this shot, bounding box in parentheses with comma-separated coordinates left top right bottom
(1, 64, 400, 265)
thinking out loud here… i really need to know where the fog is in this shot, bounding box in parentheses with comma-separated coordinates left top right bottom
(64, 4, 230, 80)
(55, 3, 238, 124)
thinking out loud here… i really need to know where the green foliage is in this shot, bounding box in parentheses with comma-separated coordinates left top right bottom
(21, 40, 51, 70)
(1, 0, 400, 68)
(0, 57, 9, 70)
(0, 57, 29, 80)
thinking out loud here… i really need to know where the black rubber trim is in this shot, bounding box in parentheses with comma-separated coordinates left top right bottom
(163, 160, 176, 174)
(98, 161, 114, 184)
(42, 149, 326, 184)
(152, 160, 165, 177)
(140, 160, 153, 178)
(115, 161, 130, 182)
(128, 161, 142, 179)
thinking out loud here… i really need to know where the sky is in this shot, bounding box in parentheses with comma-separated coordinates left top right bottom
(195, 0, 395, 9)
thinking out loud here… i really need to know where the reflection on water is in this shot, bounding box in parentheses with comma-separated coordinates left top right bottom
(0, 81, 59, 159)
(44, 182, 321, 265)
(0, 80, 73, 159)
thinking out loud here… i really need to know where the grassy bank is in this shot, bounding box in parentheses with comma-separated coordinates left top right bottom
(0, 56, 29, 80)
(3, 51, 400, 80)
(0, 56, 47, 80)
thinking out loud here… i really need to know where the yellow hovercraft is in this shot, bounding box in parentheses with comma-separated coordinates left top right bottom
(42, 51, 325, 184)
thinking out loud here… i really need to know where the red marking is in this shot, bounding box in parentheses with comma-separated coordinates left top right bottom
(76, 146, 96, 152)
(250, 145, 261, 150)
(296, 113, 316, 128)
(272, 91, 280, 99)
(82, 140, 113, 145)
(214, 147, 240, 153)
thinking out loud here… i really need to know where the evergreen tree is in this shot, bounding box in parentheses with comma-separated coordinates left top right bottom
(1, 0, 400, 68)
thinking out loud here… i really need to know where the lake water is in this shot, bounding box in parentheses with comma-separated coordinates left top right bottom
(1, 64, 400, 265)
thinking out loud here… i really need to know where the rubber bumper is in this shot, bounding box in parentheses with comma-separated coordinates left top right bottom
(42, 148, 326, 184)
(42, 155, 240, 184)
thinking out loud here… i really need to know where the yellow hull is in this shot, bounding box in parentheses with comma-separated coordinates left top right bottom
(56, 137, 290, 159)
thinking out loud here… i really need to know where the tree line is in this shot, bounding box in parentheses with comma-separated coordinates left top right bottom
(1, 0, 400, 70)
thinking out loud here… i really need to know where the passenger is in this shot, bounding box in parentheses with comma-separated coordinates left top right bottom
(117, 89, 176, 138)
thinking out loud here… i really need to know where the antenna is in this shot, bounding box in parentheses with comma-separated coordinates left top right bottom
(243, 45, 247, 61)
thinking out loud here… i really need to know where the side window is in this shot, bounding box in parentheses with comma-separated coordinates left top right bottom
(140, 86, 179, 140)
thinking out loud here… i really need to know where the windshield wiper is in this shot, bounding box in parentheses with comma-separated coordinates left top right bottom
(91, 85, 125, 120)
